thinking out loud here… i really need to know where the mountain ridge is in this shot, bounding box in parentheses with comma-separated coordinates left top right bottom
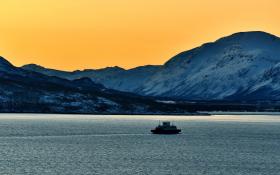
(22, 63, 162, 92)
(19, 31, 280, 101)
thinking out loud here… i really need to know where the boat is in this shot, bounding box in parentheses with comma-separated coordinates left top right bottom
(151, 121, 181, 134)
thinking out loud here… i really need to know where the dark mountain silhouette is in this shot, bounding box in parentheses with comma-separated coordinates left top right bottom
(0, 57, 191, 114)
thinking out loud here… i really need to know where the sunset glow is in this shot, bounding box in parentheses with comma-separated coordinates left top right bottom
(0, 0, 280, 70)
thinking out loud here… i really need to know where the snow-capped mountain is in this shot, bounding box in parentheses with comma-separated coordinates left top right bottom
(22, 31, 280, 101)
(138, 31, 280, 100)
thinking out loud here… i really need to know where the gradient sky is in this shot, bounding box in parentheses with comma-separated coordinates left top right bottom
(0, 0, 280, 71)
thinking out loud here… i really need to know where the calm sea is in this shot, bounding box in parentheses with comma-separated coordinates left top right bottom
(0, 114, 280, 175)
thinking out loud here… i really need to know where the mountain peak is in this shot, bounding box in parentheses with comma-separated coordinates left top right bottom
(22, 63, 45, 70)
(100, 66, 125, 71)
(230, 31, 273, 36)
(22, 64, 74, 74)
(0, 56, 13, 66)
(0, 56, 15, 71)
(216, 31, 279, 43)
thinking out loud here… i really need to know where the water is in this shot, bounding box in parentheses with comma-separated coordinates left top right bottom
(0, 114, 280, 175)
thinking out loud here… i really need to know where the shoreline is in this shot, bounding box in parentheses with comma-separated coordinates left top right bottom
(209, 111, 280, 115)
(1, 111, 280, 116)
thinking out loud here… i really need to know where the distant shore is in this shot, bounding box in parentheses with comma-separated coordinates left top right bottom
(1, 111, 280, 116)
(209, 111, 280, 115)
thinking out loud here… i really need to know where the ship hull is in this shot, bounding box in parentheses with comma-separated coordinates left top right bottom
(151, 129, 181, 134)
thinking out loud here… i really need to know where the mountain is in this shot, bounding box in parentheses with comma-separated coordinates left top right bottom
(138, 31, 280, 100)
(22, 31, 280, 101)
(22, 64, 161, 92)
(0, 57, 191, 114)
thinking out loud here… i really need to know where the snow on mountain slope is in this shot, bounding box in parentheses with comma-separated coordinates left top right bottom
(137, 31, 280, 100)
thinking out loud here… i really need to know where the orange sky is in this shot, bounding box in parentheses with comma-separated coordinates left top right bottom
(0, 0, 280, 71)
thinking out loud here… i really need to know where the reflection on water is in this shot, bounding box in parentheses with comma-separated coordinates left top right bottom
(0, 114, 280, 175)
(3, 113, 280, 122)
